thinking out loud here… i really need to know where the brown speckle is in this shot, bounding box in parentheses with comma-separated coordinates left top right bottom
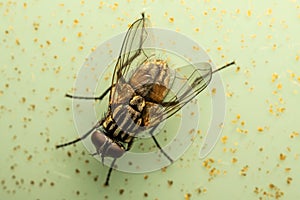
(73, 19, 79, 25)
(279, 153, 286, 161)
(167, 180, 173, 186)
(27, 155, 32, 161)
(184, 193, 191, 200)
(119, 189, 124, 195)
(240, 165, 249, 176)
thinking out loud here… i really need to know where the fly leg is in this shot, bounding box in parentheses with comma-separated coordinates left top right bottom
(104, 158, 117, 186)
(56, 127, 95, 149)
(150, 126, 173, 163)
(103, 139, 136, 186)
(56, 119, 104, 148)
(65, 84, 115, 100)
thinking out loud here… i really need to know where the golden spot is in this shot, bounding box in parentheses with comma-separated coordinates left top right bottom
(202, 158, 214, 169)
(226, 92, 233, 97)
(211, 88, 216, 95)
(289, 131, 299, 139)
(266, 8, 272, 15)
(221, 136, 228, 144)
(277, 107, 285, 113)
(221, 9, 226, 14)
(78, 46, 84, 51)
(285, 168, 291, 172)
(195, 27, 199, 32)
(231, 157, 238, 163)
(62, 37, 67, 42)
(21, 97, 26, 103)
(287, 177, 292, 184)
(217, 46, 222, 51)
(257, 21, 263, 26)
(257, 127, 264, 132)
(193, 45, 200, 51)
(271, 73, 279, 82)
(279, 153, 286, 161)
(15, 39, 20, 45)
(267, 35, 272, 39)
(110, 2, 118, 11)
(288, 70, 295, 78)
(184, 193, 191, 200)
(247, 10, 252, 17)
(169, 17, 174, 23)
(73, 19, 79, 25)
(77, 32, 82, 37)
(240, 165, 249, 176)
(236, 127, 242, 133)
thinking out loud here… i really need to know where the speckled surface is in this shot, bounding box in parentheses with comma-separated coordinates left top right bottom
(1, 1, 300, 199)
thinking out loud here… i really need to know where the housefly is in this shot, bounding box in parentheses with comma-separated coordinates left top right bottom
(56, 13, 235, 186)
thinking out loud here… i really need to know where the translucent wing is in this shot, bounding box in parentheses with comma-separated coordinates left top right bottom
(142, 62, 213, 127)
(109, 13, 152, 105)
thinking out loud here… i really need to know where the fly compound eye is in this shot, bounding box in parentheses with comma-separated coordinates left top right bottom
(91, 130, 125, 158)
(106, 142, 125, 158)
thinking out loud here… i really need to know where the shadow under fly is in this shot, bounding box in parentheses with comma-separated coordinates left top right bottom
(56, 13, 235, 186)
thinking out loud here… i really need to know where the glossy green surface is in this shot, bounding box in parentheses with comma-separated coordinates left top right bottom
(1, 1, 299, 199)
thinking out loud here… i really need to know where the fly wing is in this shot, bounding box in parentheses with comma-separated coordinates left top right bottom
(109, 13, 152, 105)
(145, 62, 213, 126)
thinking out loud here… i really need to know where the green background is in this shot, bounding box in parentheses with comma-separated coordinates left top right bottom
(1, 0, 299, 199)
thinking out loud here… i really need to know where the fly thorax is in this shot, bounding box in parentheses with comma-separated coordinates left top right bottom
(129, 95, 145, 112)
(91, 129, 125, 159)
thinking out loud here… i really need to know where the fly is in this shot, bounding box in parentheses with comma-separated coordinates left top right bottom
(56, 13, 235, 186)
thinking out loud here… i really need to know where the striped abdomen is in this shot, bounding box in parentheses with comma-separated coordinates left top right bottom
(103, 59, 171, 144)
